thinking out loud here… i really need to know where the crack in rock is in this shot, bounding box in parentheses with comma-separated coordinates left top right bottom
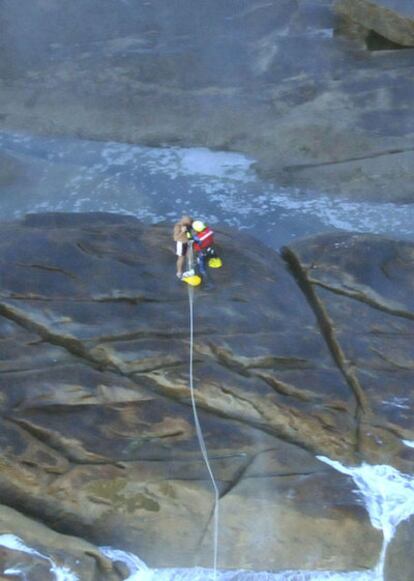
(8, 417, 114, 465)
(310, 278, 414, 321)
(282, 247, 371, 455)
(283, 145, 414, 172)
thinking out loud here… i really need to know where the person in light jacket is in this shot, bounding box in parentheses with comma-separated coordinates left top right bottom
(173, 215, 193, 279)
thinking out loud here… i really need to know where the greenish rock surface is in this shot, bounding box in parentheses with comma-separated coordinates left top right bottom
(1, 213, 414, 576)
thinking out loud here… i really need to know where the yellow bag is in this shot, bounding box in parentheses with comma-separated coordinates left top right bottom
(182, 274, 202, 286)
(208, 257, 222, 268)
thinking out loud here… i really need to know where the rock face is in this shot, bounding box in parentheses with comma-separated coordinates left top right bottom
(0, 505, 122, 580)
(283, 232, 414, 465)
(385, 514, 414, 580)
(1, 1, 414, 202)
(336, 0, 414, 46)
(0, 213, 413, 576)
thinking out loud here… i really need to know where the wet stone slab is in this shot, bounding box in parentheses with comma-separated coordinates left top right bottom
(0, 214, 411, 573)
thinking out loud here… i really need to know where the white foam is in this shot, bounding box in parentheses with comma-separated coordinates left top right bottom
(309, 28, 334, 39)
(403, 440, 414, 449)
(178, 148, 254, 180)
(262, 191, 408, 235)
(2, 128, 414, 245)
(140, 146, 255, 183)
(100, 546, 152, 580)
(382, 397, 410, 410)
(0, 534, 79, 581)
(99, 548, 378, 581)
(102, 143, 142, 167)
(318, 457, 414, 579)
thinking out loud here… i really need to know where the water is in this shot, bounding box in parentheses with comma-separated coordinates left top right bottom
(99, 545, 379, 581)
(3, 457, 414, 580)
(98, 458, 414, 580)
(318, 458, 414, 580)
(1, 131, 414, 251)
(0, 534, 79, 581)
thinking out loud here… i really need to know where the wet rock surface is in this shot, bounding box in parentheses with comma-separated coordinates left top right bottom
(0, 213, 413, 575)
(384, 513, 414, 581)
(336, 0, 414, 46)
(0, 505, 122, 580)
(283, 233, 414, 467)
(1, 1, 414, 201)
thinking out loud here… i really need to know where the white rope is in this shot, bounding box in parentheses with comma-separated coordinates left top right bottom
(187, 244, 219, 576)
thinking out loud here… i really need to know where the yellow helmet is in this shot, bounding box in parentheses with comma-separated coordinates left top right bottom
(192, 220, 206, 232)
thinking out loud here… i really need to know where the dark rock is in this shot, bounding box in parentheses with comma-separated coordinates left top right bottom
(0, 214, 386, 573)
(207, 451, 381, 572)
(283, 232, 414, 468)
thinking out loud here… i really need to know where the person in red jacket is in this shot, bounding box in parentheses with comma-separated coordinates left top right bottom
(191, 220, 218, 275)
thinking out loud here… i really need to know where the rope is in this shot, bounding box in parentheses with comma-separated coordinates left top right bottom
(186, 244, 219, 577)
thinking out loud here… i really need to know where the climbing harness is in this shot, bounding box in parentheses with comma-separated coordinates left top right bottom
(186, 243, 220, 576)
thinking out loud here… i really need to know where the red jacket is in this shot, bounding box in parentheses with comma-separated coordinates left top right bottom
(193, 226, 214, 252)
